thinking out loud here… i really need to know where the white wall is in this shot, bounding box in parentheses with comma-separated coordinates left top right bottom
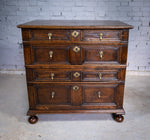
(0, 0, 150, 71)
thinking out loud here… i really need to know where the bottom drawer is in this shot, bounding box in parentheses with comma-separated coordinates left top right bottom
(83, 85, 115, 104)
(27, 83, 124, 110)
(32, 85, 71, 105)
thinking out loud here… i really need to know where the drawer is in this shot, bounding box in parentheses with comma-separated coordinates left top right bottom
(27, 69, 71, 81)
(24, 44, 127, 65)
(29, 29, 81, 41)
(83, 45, 120, 64)
(83, 30, 121, 42)
(30, 29, 69, 41)
(83, 70, 119, 82)
(28, 83, 123, 110)
(31, 45, 69, 64)
(83, 85, 115, 104)
(26, 68, 125, 82)
(34, 85, 71, 105)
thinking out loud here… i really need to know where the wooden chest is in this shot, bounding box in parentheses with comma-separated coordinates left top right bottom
(17, 20, 133, 123)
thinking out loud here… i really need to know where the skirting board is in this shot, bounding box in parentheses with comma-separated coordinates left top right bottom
(0, 70, 150, 76)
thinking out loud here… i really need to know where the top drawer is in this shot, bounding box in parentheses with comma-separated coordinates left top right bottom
(31, 29, 70, 41)
(22, 29, 81, 41)
(82, 30, 121, 42)
(22, 29, 127, 42)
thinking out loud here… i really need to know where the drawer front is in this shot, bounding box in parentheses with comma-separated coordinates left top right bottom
(28, 69, 71, 81)
(29, 29, 81, 41)
(26, 68, 125, 82)
(83, 30, 121, 42)
(83, 70, 118, 82)
(32, 45, 69, 64)
(28, 83, 124, 110)
(83, 85, 115, 103)
(83, 45, 120, 64)
(31, 29, 70, 41)
(81, 83, 124, 109)
(24, 44, 127, 65)
(35, 85, 71, 105)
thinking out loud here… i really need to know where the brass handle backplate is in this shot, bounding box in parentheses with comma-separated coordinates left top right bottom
(99, 33, 103, 40)
(98, 73, 102, 80)
(73, 85, 79, 91)
(50, 73, 55, 80)
(97, 91, 101, 99)
(72, 31, 79, 38)
(49, 51, 53, 59)
(73, 72, 80, 78)
(48, 33, 52, 40)
(99, 51, 103, 59)
(51, 91, 55, 99)
(73, 46, 80, 53)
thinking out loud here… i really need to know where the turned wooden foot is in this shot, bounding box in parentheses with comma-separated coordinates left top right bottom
(113, 114, 124, 122)
(28, 116, 38, 124)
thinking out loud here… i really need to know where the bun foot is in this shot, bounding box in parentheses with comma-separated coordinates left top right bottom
(28, 116, 38, 124)
(113, 114, 124, 122)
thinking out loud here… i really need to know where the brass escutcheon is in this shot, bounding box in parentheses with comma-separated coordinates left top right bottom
(72, 31, 79, 38)
(73, 72, 80, 78)
(73, 85, 79, 91)
(73, 46, 80, 53)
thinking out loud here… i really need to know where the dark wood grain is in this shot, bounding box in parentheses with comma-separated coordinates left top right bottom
(18, 20, 133, 123)
(83, 30, 121, 42)
(71, 85, 83, 106)
(83, 45, 120, 64)
(17, 20, 133, 29)
(35, 85, 71, 105)
(26, 68, 126, 82)
(69, 45, 85, 65)
(30, 29, 70, 41)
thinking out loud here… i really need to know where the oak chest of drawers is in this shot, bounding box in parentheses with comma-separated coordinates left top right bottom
(17, 20, 133, 123)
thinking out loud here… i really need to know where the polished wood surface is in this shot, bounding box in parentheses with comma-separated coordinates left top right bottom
(17, 20, 133, 123)
(17, 20, 133, 29)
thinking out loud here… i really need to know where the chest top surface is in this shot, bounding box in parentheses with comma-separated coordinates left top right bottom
(17, 20, 133, 29)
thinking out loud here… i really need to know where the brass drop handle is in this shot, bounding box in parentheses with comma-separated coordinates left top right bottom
(49, 51, 53, 59)
(97, 91, 101, 99)
(99, 51, 103, 59)
(73, 85, 79, 91)
(50, 73, 55, 80)
(51, 91, 55, 99)
(98, 73, 102, 80)
(99, 33, 103, 40)
(48, 33, 52, 40)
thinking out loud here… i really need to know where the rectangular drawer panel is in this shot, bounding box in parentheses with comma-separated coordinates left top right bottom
(31, 29, 70, 41)
(83, 85, 115, 103)
(83, 45, 120, 64)
(32, 45, 69, 64)
(24, 44, 127, 65)
(30, 69, 71, 81)
(28, 83, 124, 110)
(83, 30, 121, 42)
(26, 68, 125, 82)
(83, 70, 118, 82)
(35, 85, 71, 105)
